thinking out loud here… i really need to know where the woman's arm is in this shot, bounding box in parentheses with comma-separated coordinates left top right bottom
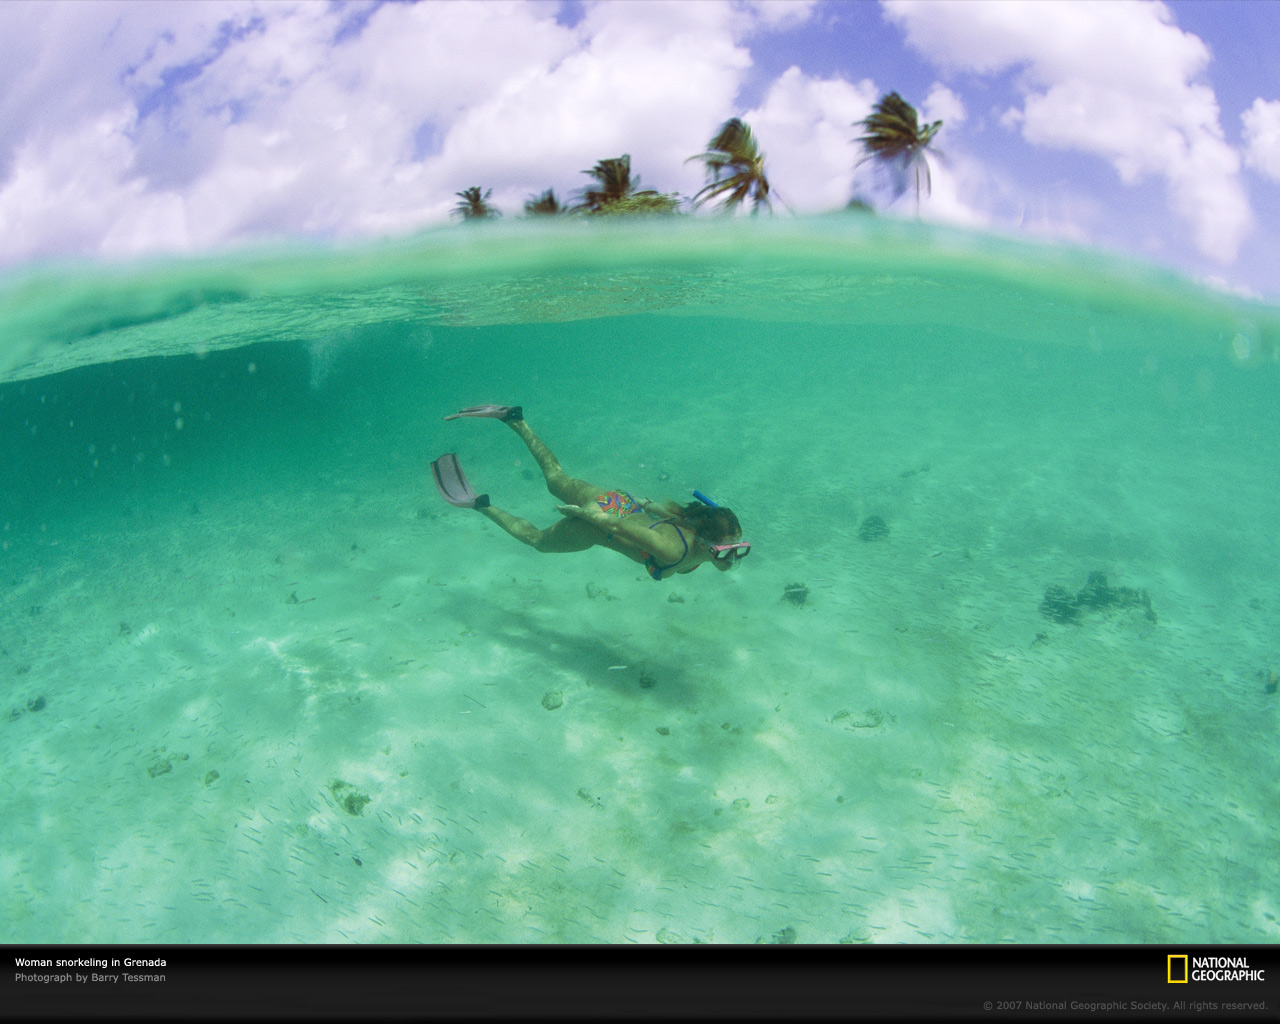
(555, 504, 682, 560)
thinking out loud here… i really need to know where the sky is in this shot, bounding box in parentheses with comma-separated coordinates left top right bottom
(1, 0, 1278, 298)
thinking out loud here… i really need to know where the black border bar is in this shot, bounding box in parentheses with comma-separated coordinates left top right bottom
(3, 944, 1276, 1021)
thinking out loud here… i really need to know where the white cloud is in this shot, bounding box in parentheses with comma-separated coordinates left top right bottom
(922, 83, 965, 128)
(435, 0, 752, 214)
(1, 0, 1260, 274)
(1242, 98, 1280, 181)
(0, 106, 150, 258)
(742, 66, 877, 211)
(911, 83, 991, 226)
(161, 0, 581, 241)
(738, 70, 987, 225)
(916, 155, 989, 229)
(0, 0, 787, 263)
(882, 0, 1252, 263)
(737, 0, 819, 31)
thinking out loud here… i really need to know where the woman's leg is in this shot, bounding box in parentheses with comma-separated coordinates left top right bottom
(479, 506, 600, 552)
(468, 414, 607, 552)
(507, 419, 602, 507)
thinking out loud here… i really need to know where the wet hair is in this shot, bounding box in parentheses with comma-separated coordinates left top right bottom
(656, 500, 741, 545)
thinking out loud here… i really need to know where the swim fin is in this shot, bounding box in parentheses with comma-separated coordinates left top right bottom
(443, 405, 522, 422)
(431, 453, 490, 509)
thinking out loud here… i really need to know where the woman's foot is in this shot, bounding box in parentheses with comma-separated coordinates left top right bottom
(443, 405, 523, 422)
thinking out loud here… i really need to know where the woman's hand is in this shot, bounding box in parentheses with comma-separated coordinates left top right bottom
(556, 504, 587, 519)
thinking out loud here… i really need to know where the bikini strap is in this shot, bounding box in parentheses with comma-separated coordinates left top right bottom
(645, 520, 689, 580)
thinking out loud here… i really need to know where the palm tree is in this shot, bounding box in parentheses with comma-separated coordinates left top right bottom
(588, 191, 681, 217)
(523, 188, 564, 216)
(687, 117, 776, 214)
(453, 186, 501, 221)
(855, 92, 942, 213)
(576, 154, 660, 213)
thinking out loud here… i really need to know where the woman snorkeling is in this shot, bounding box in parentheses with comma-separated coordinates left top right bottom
(431, 405, 749, 581)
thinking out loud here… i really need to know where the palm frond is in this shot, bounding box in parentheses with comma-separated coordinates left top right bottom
(524, 188, 563, 216)
(687, 117, 772, 213)
(692, 175, 745, 206)
(453, 186, 500, 221)
(575, 154, 639, 212)
(854, 92, 943, 211)
(706, 118, 758, 163)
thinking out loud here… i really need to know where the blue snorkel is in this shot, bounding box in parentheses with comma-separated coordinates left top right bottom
(692, 490, 720, 508)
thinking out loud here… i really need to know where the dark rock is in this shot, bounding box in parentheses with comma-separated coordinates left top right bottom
(1039, 585, 1081, 624)
(1074, 571, 1111, 610)
(329, 779, 370, 816)
(26, 696, 46, 713)
(832, 708, 885, 729)
(782, 582, 809, 607)
(1040, 572, 1156, 624)
(858, 515, 889, 542)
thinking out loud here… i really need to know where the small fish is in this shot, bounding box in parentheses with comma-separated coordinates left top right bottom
(607, 665, 628, 671)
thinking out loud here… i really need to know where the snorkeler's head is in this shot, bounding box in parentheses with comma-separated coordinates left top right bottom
(675, 501, 741, 545)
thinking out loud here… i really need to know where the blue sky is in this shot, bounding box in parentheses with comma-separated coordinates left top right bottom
(1, 0, 1278, 298)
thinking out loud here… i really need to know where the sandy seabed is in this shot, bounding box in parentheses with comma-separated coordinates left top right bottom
(2, 313, 1278, 945)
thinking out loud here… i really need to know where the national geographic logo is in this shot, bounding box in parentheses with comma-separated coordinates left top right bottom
(1168, 955, 1266, 983)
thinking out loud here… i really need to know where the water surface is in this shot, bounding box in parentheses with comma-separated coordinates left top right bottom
(2, 217, 1277, 943)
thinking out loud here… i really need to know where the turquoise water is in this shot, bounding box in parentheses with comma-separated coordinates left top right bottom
(1, 217, 1277, 943)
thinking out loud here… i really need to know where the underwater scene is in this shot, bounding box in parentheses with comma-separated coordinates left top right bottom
(2, 216, 1277, 944)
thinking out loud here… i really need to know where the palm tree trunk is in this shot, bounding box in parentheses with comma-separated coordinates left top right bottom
(770, 187, 795, 216)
